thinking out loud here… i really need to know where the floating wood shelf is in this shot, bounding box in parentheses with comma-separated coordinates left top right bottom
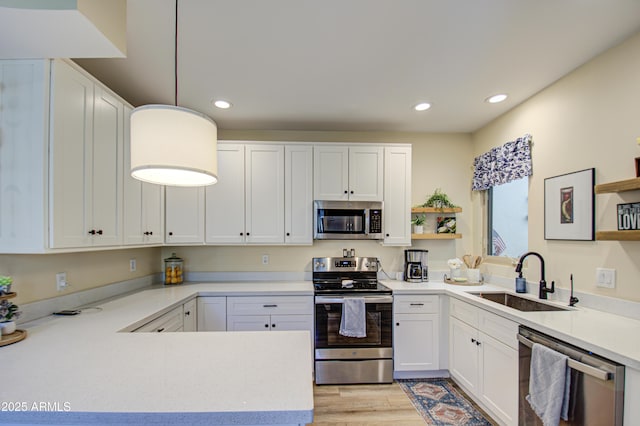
(596, 230, 640, 241)
(411, 207, 462, 213)
(0, 292, 16, 301)
(594, 177, 640, 194)
(412, 233, 462, 240)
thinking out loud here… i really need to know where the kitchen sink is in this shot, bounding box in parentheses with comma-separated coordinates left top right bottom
(469, 292, 569, 312)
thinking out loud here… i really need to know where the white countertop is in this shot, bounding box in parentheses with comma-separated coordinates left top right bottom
(383, 280, 640, 370)
(0, 282, 314, 425)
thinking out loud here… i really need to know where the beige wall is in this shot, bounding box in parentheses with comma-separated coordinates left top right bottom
(472, 31, 640, 301)
(0, 248, 161, 304)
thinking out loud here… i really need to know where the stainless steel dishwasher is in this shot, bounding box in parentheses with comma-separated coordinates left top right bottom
(518, 326, 625, 425)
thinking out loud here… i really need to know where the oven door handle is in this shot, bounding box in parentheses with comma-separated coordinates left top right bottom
(517, 334, 612, 381)
(315, 295, 393, 304)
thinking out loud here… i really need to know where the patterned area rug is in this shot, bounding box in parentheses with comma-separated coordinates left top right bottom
(398, 379, 493, 425)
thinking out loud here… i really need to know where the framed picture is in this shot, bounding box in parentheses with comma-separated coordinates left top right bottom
(436, 216, 456, 233)
(544, 168, 595, 240)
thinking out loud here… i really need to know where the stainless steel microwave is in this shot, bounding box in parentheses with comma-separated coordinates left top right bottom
(314, 200, 384, 240)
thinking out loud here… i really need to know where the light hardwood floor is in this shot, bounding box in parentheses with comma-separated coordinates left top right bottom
(311, 383, 426, 425)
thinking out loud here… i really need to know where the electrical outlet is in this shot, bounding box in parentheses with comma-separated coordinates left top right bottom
(56, 272, 68, 291)
(262, 254, 269, 265)
(130, 259, 137, 272)
(596, 268, 616, 288)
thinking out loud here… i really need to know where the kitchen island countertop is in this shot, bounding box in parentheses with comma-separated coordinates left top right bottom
(0, 282, 314, 425)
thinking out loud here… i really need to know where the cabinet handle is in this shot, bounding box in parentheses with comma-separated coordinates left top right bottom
(410, 303, 424, 306)
(157, 328, 165, 332)
(263, 304, 278, 308)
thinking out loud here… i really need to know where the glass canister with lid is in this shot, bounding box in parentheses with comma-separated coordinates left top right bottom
(164, 252, 184, 285)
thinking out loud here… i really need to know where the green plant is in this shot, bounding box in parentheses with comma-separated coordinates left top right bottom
(0, 299, 21, 322)
(411, 214, 426, 225)
(423, 188, 457, 208)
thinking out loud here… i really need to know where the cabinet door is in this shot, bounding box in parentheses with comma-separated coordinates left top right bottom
(165, 186, 205, 243)
(394, 313, 439, 371)
(50, 60, 94, 248)
(227, 315, 271, 331)
(383, 146, 411, 245)
(205, 144, 245, 244)
(0, 60, 48, 253)
(142, 182, 164, 244)
(314, 145, 349, 200)
(91, 86, 123, 246)
(245, 144, 284, 244)
(182, 299, 197, 332)
(348, 146, 383, 201)
(122, 104, 144, 245)
(449, 316, 479, 394)
(478, 332, 518, 425)
(271, 314, 315, 361)
(197, 297, 227, 331)
(285, 145, 313, 245)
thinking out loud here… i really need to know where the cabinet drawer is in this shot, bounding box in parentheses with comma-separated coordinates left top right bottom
(227, 296, 313, 316)
(478, 309, 519, 349)
(134, 306, 183, 332)
(394, 295, 439, 314)
(450, 297, 479, 328)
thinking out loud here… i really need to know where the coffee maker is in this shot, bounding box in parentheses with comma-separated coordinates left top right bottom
(404, 249, 428, 282)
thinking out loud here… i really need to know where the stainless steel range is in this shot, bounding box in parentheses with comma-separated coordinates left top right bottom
(313, 256, 393, 384)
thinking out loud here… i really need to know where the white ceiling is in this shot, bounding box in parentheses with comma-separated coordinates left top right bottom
(75, 0, 640, 133)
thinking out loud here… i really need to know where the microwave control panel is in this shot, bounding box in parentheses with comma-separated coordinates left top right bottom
(369, 209, 382, 233)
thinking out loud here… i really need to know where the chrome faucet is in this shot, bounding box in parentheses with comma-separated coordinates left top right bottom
(515, 251, 555, 299)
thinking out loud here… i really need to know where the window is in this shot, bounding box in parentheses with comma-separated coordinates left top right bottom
(487, 177, 528, 258)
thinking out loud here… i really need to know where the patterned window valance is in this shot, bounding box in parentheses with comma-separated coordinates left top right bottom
(472, 134, 532, 191)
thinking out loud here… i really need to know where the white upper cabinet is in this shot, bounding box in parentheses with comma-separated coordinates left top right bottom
(165, 186, 205, 244)
(205, 143, 246, 244)
(314, 145, 383, 201)
(205, 142, 288, 245)
(0, 59, 129, 252)
(383, 146, 412, 245)
(123, 105, 164, 245)
(284, 145, 313, 245)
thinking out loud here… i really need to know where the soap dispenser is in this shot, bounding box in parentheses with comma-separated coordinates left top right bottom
(515, 272, 527, 293)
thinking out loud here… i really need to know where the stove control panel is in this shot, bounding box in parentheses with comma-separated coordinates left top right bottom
(313, 257, 378, 273)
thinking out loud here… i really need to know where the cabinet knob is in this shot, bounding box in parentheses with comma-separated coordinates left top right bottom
(264, 324, 269, 328)
(386, 233, 390, 237)
(476, 341, 481, 346)
(168, 232, 173, 236)
(344, 190, 348, 194)
(143, 231, 149, 236)
(471, 338, 476, 343)
(184, 311, 190, 316)
(240, 232, 243, 236)
(272, 324, 276, 328)
(246, 232, 250, 236)
(149, 231, 153, 235)
(286, 232, 290, 236)
(350, 190, 354, 194)
(97, 230, 103, 235)
(88, 230, 96, 235)
(157, 328, 165, 333)
(396, 322, 400, 326)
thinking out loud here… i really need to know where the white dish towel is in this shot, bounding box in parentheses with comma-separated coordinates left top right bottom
(526, 342, 571, 426)
(339, 297, 366, 338)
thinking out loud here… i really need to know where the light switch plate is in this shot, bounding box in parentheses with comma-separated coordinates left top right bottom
(596, 268, 616, 288)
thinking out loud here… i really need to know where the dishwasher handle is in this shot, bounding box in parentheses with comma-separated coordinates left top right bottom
(517, 334, 612, 381)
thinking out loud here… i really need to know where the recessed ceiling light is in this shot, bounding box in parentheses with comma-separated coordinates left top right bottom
(485, 94, 508, 104)
(414, 102, 431, 111)
(213, 99, 232, 109)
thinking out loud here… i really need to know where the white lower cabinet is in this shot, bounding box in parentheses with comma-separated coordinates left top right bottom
(226, 296, 314, 360)
(133, 306, 184, 333)
(182, 298, 197, 332)
(197, 297, 227, 331)
(449, 298, 518, 426)
(393, 295, 440, 372)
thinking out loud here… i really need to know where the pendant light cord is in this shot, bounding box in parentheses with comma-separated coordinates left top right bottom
(175, 0, 179, 107)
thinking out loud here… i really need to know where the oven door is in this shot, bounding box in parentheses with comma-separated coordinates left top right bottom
(314, 295, 393, 357)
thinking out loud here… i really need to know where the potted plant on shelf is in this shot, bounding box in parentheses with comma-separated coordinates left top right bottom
(0, 275, 12, 295)
(412, 214, 426, 234)
(0, 299, 21, 335)
(423, 188, 457, 209)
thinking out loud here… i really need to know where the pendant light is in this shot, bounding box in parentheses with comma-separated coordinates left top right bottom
(130, 0, 218, 187)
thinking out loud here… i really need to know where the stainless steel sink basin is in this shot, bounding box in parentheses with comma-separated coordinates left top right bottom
(469, 292, 569, 312)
